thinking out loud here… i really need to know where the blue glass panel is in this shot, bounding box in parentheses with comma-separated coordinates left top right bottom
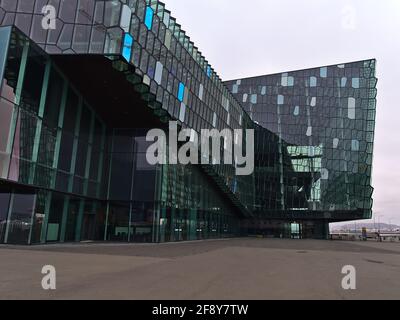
(320, 67, 327, 78)
(144, 7, 154, 30)
(122, 33, 133, 62)
(178, 82, 185, 102)
(207, 65, 211, 77)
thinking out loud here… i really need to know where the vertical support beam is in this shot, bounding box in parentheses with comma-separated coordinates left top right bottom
(104, 202, 110, 241)
(152, 163, 164, 243)
(51, 80, 68, 189)
(96, 124, 106, 199)
(128, 202, 133, 242)
(128, 135, 135, 242)
(83, 110, 95, 196)
(68, 98, 82, 193)
(189, 208, 197, 241)
(75, 199, 85, 242)
(104, 130, 115, 241)
(27, 194, 37, 245)
(3, 192, 14, 244)
(14, 41, 29, 106)
(3, 100, 19, 179)
(38, 61, 52, 118)
(4, 40, 29, 181)
(40, 191, 52, 243)
(158, 207, 166, 243)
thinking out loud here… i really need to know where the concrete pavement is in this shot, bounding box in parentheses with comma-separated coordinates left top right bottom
(0, 238, 399, 299)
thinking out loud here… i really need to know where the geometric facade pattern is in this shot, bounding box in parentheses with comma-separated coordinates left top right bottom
(0, 0, 377, 244)
(225, 60, 377, 217)
(225, 61, 377, 237)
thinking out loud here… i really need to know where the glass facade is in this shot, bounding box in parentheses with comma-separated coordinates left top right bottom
(0, 1, 377, 243)
(225, 61, 377, 238)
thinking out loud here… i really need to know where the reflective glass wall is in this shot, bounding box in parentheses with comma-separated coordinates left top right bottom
(226, 60, 377, 220)
(0, 27, 241, 244)
(0, 0, 255, 215)
(106, 129, 158, 242)
(157, 163, 240, 242)
(0, 28, 108, 244)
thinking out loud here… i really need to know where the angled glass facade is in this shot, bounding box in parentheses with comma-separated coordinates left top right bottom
(225, 61, 377, 237)
(0, 0, 377, 243)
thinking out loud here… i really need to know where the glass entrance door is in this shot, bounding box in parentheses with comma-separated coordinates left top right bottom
(290, 222, 301, 239)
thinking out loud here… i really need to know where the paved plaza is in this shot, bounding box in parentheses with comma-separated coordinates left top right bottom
(0, 238, 399, 300)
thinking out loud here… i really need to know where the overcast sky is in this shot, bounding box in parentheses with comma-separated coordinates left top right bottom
(165, 0, 400, 225)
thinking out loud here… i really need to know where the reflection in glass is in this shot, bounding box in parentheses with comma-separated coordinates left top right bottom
(0, 190, 11, 243)
(6, 193, 35, 244)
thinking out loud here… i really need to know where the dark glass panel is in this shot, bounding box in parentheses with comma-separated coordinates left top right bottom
(55, 171, 70, 192)
(63, 88, 79, 133)
(74, 138, 87, 177)
(34, 163, 54, 189)
(46, 192, 65, 242)
(130, 201, 153, 242)
(93, 202, 106, 240)
(89, 149, 100, 181)
(106, 203, 129, 241)
(43, 68, 64, 128)
(132, 153, 155, 202)
(64, 197, 80, 242)
(30, 190, 47, 244)
(20, 47, 46, 114)
(37, 125, 57, 167)
(0, 187, 11, 243)
(78, 104, 92, 142)
(109, 153, 133, 201)
(57, 131, 74, 172)
(8, 108, 37, 183)
(80, 200, 95, 241)
(6, 192, 35, 244)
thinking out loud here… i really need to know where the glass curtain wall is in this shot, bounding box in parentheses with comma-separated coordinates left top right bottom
(0, 28, 108, 244)
(157, 163, 240, 242)
(106, 129, 157, 243)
